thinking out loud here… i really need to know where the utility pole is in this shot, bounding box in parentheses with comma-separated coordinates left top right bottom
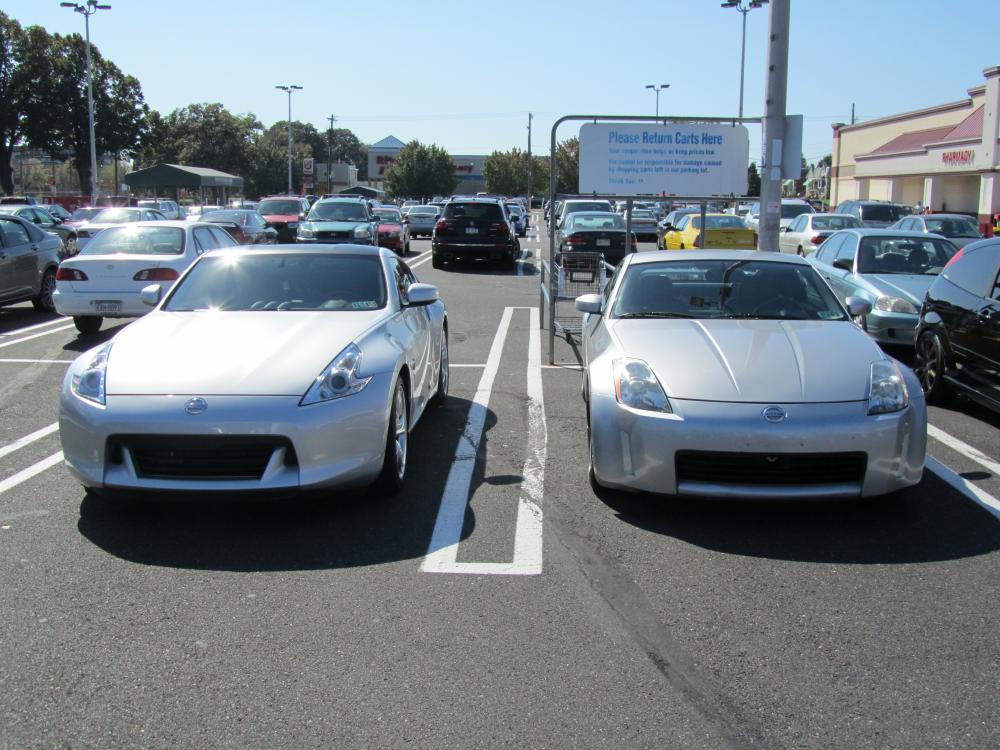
(327, 114, 337, 195)
(851, 102, 856, 125)
(757, 0, 789, 252)
(275, 84, 302, 195)
(527, 112, 533, 206)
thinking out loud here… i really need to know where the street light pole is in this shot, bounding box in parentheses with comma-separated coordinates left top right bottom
(60, 0, 110, 207)
(644, 84, 670, 118)
(275, 84, 302, 195)
(721, 0, 769, 119)
(327, 114, 337, 195)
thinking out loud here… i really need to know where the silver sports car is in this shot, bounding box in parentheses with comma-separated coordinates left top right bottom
(59, 245, 449, 497)
(576, 251, 926, 500)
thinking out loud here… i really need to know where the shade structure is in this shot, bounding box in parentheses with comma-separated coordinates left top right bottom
(124, 163, 244, 191)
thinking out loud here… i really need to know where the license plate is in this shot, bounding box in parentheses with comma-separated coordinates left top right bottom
(93, 300, 121, 314)
(465, 227, 479, 234)
(596, 239, 611, 247)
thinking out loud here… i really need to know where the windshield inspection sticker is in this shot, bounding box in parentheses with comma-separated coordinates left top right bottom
(352, 301, 378, 310)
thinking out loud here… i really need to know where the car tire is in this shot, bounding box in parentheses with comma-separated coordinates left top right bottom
(432, 252, 444, 269)
(73, 316, 102, 336)
(373, 377, 409, 496)
(504, 250, 517, 270)
(429, 329, 449, 407)
(32, 269, 57, 313)
(915, 330, 954, 404)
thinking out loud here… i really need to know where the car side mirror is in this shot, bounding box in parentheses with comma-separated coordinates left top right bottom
(663, 223, 673, 231)
(832, 258, 854, 272)
(845, 296, 872, 317)
(575, 293, 603, 315)
(140, 284, 162, 307)
(405, 282, 438, 307)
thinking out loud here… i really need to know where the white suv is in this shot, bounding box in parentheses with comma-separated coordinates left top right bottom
(745, 198, 814, 234)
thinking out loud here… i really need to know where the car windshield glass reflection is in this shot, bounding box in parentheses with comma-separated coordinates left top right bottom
(164, 253, 387, 312)
(374, 210, 401, 222)
(613, 260, 848, 321)
(258, 200, 302, 215)
(80, 226, 185, 255)
(91, 208, 142, 223)
(202, 210, 248, 224)
(308, 203, 368, 221)
(570, 214, 626, 230)
(924, 218, 980, 238)
(857, 237, 956, 275)
(812, 216, 859, 230)
(780, 204, 813, 219)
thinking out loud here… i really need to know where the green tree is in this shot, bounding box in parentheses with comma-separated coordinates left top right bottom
(554, 136, 579, 194)
(483, 148, 548, 196)
(383, 141, 456, 200)
(747, 162, 761, 197)
(323, 127, 368, 179)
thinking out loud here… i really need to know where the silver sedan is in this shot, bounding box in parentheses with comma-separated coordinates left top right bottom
(576, 251, 926, 500)
(59, 245, 449, 498)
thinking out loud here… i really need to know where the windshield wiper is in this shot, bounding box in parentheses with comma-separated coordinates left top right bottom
(617, 311, 696, 319)
(717, 313, 794, 320)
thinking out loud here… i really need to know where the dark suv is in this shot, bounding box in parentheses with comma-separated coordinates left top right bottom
(431, 199, 518, 270)
(914, 237, 1000, 413)
(835, 200, 911, 228)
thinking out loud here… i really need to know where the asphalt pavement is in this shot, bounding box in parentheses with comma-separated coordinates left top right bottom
(0, 213, 998, 749)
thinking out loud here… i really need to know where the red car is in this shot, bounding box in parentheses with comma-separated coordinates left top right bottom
(258, 196, 309, 242)
(373, 206, 411, 255)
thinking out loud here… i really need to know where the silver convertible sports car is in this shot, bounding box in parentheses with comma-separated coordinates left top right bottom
(576, 251, 926, 500)
(59, 245, 448, 497)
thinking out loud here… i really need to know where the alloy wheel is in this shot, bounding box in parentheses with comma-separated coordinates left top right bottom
(393, 381, 408, 481)
(916, 332, 942, 393)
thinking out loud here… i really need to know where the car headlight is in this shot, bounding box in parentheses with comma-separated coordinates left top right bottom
(298, 227, 315, 238)
(874, 295, 918, 314)
(867, 360, 909, 415)
(71, 342, 112, 406)
(287, 222, 299, 229)
(300, 343, 372, 406)
(613, 358, 671, 413)
(354, 225, 372, 238)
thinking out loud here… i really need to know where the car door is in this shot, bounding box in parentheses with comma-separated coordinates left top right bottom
(389, 257, 432, 415)
(782, 216, 803, 253)
(192, 226, 221, 255)
(827, 234, 862, 302)
(959, 255, 1000, 401)
(0, 217, 38, 298)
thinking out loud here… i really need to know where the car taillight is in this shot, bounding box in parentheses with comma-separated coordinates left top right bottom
(56, 267, 87, 281)
(491, 221, 509, 236)
(811, 234, 824, 245)
(566, 233, 587, 245)
(434, 219, 449, 232)
(132, 268, 179, 281)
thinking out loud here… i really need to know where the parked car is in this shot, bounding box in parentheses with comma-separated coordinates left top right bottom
(137, 199, 183, 220)
(621, 209, 659, 242)
(75, 207, 168, 250)
(913, 237, 1000, 413)
(43, 203, 73, 221)
(296, 197, 377, 246)
(0, 195, 39, 205)
(556, 200, 614, 231)
(184, 205, 224, 222)
(575, 250, 925, 499)
(2, 204, 80, 257)
(64, 206, 103, 230)
(258, 196, 310, 242)
(431, 198, 518, 270)
(0, 212, 62, 312)
(808, 229, 957, 347)
(663, 213, 756, 250)
(556, 212, 636, 266)
(834, 200, 912, 228)
(745, 198, 814, 234)
(404, 205, 441, 238)
(889, 213, 984, 249)
(778, 213, 862, 255)
(58, 245, 448, 498)
(200, 209, 278, 245)
(506, 202, 528, 237)
(53, 221, 238, 336)
(372, 206, 410, 255)
(657, 208, 701, 249)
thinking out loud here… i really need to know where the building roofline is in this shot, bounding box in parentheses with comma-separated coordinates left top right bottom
(837, 98, 974, 133)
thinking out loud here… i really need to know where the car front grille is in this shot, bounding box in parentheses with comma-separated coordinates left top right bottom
(316, 230, 352, 240)
(675, 450, 866, 486)
(109, 435, 295, 480)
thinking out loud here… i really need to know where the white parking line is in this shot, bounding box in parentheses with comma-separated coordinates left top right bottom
(0, 318, 69, 337)
(0, 423, 59, 461)
(926, 456, 1000, 523)
(0, 323, 75, 350)
(408, 250, 433, 269)
(422, 306, 545, 575)
(0, 451, 64, 496)
(927, 424, 1000, 477)
(449, 363, 486, 368)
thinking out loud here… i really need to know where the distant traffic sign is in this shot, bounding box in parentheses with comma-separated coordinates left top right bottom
(303, 157, 314, 175)
(579, 123, 749, 195)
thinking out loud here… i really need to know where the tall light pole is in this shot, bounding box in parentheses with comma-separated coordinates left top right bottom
(60, 0, 110, 207)
(326, 113, 337, 195)
(721, 0, 768, 119)
(644, 84, 670, 118)
(275, 84, 302, 195)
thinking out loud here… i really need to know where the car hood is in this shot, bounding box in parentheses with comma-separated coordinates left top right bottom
(303, 219, 368, 229)
(608, 318, 884, 403)
(859, 273, 935, 306)
(262, 213, 300, 223)
(105, 310, 385, 396)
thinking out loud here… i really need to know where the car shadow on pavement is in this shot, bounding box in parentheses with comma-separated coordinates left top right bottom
(75, 395, 499, 572)
(0, 308, 60, 334)
(60, 322, 129, 353)
(596, 473, 1000, 564)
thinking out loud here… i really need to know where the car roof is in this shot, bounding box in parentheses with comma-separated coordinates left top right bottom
(201, 243, 388, 260)
(627, 249, 811, 267)
(316, 196, 366, 203)
(835, 228, 950, 238)
(916, 213, 975, 221)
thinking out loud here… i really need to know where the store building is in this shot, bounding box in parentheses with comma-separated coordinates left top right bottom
(367, 135, 488, 195)
(831, 66, 1000, 234)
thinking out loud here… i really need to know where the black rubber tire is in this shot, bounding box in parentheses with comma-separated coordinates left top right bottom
(915, 330, 955, 405)
(32, 269, 57, 313)
(429, 329, 449, 407)
(373, 378, 408, 496)
(503, 251, 517, 270)
(73, 316, 103, 336)
(431, 252, 443, 269)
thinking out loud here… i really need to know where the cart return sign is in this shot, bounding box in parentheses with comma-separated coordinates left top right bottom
(579, 123, 749, 196)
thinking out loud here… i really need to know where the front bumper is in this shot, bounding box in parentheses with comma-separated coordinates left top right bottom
(864, 311, 919, 347)
(58, 373, 393, 494)
(589, 392, 926, 499)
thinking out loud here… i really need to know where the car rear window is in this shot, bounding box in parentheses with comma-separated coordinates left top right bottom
(410, 207, 439, 215)
(91, 208, 142, 223)
(569, 215, 625, 230)
(857, 237, 956, 275)
(258, 199, 303, 215)
(443, 203, 503, 221)
(780, 204, 814, 219)
(202, 210, 248, 224)
(565, 202, 613, 214)
(691, 216, 748, 229)
(859, 205, 899, 222)
(812, 216, 859, 230)
(81, 226, 185, 255)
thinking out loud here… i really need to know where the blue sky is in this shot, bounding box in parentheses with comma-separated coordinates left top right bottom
(6, 0, 998, 166)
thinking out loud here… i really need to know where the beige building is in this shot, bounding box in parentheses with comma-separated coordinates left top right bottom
(831, 66, 1000, 233)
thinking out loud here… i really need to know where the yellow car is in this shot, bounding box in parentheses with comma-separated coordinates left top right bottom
(662, 213, 756, 250)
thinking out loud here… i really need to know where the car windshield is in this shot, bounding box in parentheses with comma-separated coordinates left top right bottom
(812, 216, 859, 230)
(410, 207, 439, 216)
(613, 259, 848, 321)
(308, 202, 368, 221)
(507, 205, 523, 215)
(565, 202, 612, 214)
(80, 225, 185, 255)
(924, 218, 981, 239)
(258, 199, 302, 215)
(202, 210, 249, 224)
(691, 216, 748, 229)
(781, 204, 813, 219)
(164, 253, 387, 311)
(569, 214, 626, 230)
(857, 237, 957, 275)
(91, 208, 142, 223)
(70, 208, 102, 221)
(374, 210, 402, 222)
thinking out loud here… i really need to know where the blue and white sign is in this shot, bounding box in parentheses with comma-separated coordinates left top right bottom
(579, 123, 750, 195)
